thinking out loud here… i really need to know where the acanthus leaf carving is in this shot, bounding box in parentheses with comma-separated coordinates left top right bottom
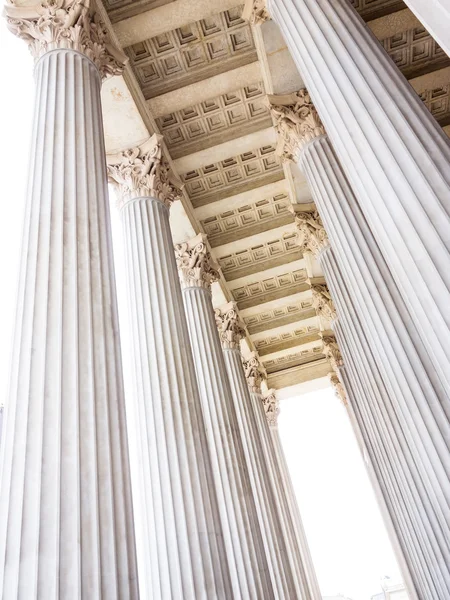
(174, 233, 220, 290)
(5, 0, 126, 78)
(242, 0, 270, 25)
(292, 208, 329, 256)
(215, 302, 246, 350)
(329, 372, 347, 406)
(311, 283, 337, 322)
(268, 89, 326, 162)
(107, 134, 183, 209)
(242, 352, 266, 394)
(262, 389, 279, 427)
(322, 334, 343, 373)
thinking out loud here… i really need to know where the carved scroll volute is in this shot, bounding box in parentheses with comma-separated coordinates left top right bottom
(5, 0, 127, 78)
(268, 89, 326, 162)
(215, 302, 246, 350)
(107, 134, 183, 209)
(174, 233, 220, 290)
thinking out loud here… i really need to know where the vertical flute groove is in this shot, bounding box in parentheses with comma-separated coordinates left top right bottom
(182, 285, 274, 599)
(0, 49, 139, 599)
(295, 129, 450, 597)
(120, 196, 232, 599)
(222, 348, 297, 598)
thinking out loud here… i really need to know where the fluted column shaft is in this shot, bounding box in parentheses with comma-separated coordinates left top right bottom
(402, 0, 450, 57)
(250, 388, 316, 600)
(300, 134, 450, 598)
(268, 424, 321, 600)
(221, 343, 297, 598)
(176, 236, 273, 599)
(323, 252, 428, 600)
(118, 194, 232, 599)
(268, 0, 450, 394)
(0, 48, 138, 598)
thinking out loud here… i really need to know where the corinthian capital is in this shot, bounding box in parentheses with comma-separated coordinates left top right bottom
(262, 389, 279, 427)
(311, 283, 337, 322)
(107, 134, 182, 209)
(4, 0, 126, 77)
(268, 89, 326, 161)
(322, 335, 343, 372)
(242, 0, 270, 25)
(292, 207, 329, 256)
(174, 233, 220, 290)
(215, 302, 246, 350)
(329, 372, 347, 406)
(242, 352, 266, 394)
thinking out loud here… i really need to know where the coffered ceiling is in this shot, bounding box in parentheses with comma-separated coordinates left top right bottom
(99, 0, 450, 391)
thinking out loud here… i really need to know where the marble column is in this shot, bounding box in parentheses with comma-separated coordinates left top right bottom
(243, 352, 312, 598)
(174, 233, 273, 599)
(252, 0, 450, 399)
(1, 3, 138, 598)
(216, 304, 298, 598)
(243, 354, 317, 600)
(107, 137, 232, 599)
(402, 0, 450, 58)
(263, 390, 322, 600)
(266, 92, 450, 597)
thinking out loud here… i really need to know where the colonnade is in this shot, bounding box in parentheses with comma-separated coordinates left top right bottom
(1, 0, 449, 597)
(248, 0, 450, 597)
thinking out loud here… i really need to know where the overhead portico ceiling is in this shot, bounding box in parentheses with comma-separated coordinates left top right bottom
(101, 0, 450, 390)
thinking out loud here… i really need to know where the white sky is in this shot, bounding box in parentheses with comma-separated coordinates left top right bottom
(0, 18, 402, 600)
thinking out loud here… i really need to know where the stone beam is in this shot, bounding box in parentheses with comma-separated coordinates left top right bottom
(147, 63, 262, 118)
(251, 316, 319, 344)
(174, 128, 277, 174)
(227, 259, 306, 292)
(267, 359, 331, 390)
(259, 339, 323, 364)
(240, 290, 313, 319)
(195, 180, 290, 220)
(114, 0, 242, 47)
(213, 223, 298, 259)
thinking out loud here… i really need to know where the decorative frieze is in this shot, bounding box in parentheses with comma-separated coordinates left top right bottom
(215, 302, 246, 349)
(292, 208, 329, 256)
(264, 345, 324, 374)
(5, 0, 126, 78)
(174, 233, 220, 290)
(242, 352, 266, 393)
(107, 134, 182, 208)
(262, 389, 279, 426)
(242, 0, 271, 25)
(322, 335, 343, 373)
(255, 324, 320, 356)
(231, 268, 309, 309)
(310, 283, 337, 322)
(268, 90, 326, 161)
(243, 299, 315, 334)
